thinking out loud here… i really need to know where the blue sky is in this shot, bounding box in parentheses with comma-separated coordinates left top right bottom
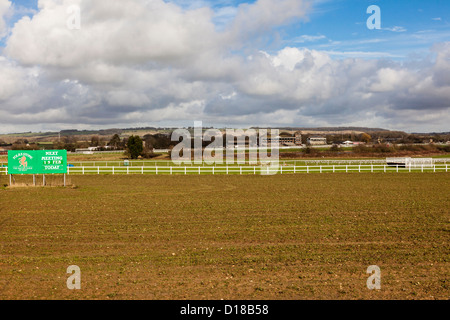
(264, 0, 449, 59)
(4, 0, 450, 58)
(286, 0, 450, 59)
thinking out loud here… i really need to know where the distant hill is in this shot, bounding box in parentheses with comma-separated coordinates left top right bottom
(412, 132, 450, 135)
(257, 127, 390, 132)
(2, 126, 449, 143)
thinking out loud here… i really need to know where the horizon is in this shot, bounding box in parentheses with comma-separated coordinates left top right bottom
(0, 0, 449, 133)
(1, 125, 449, 137)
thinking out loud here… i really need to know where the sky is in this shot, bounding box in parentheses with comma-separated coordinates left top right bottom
(0, 0, 449, 134)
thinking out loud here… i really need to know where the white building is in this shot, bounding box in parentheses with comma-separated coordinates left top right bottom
(307, 137, 327, 145)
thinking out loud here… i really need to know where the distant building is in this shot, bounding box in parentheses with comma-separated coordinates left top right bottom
(261, 132, 302, 146)
(74, 146, 106, 152)
(342, 140, 364, 145)
(307, 137, 327, 145)
(294, 132, 302, 145)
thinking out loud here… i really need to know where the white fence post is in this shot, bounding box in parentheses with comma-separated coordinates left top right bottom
(82, 167, 84, 175)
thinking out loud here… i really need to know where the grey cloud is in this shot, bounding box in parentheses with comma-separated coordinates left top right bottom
(0, 0, 449, 133)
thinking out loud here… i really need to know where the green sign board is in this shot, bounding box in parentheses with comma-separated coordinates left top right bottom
(8, 150, 67, 174)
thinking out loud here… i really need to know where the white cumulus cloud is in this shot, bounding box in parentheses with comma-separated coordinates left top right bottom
(0, 0, 11, 38)
(0, 0, 449, 133)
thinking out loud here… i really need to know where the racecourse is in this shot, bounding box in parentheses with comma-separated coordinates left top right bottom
(0, 173, 448, 299)
(1, 158, 449, 177)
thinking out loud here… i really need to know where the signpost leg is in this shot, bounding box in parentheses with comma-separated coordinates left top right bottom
(64, 174, 66, 187)
(43, 174, 45, 186)
(33, 174, 36, 186)
(9, 174, 11, 186)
